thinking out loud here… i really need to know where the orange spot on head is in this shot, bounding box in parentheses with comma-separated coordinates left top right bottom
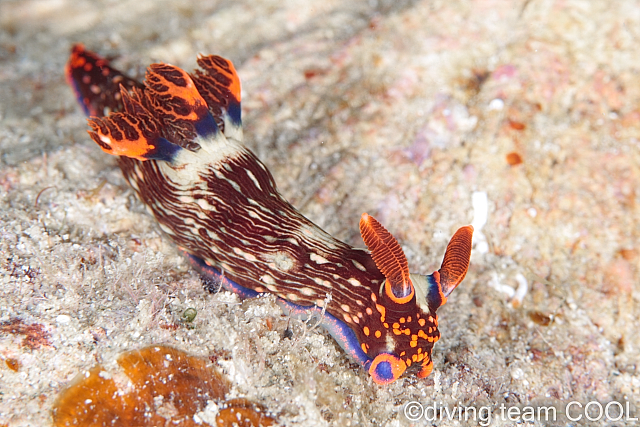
(146, 64, 208, 121)
(409, 340, 417, 348)
(375, 330, 382, 338)
(363, 326, 370, 336)
(375, 304, 386, 322)
(418, 318, 426, 327)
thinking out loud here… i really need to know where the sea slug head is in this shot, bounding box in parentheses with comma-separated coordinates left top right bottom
(359, 213, 473, 384)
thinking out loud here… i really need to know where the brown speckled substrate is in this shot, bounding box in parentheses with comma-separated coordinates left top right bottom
(1, 1, 639, 426)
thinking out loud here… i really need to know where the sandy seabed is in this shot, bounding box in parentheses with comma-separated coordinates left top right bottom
(1, 1, 639, 426)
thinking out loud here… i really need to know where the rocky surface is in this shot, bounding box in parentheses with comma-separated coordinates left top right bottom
(1, 1, 639, 426)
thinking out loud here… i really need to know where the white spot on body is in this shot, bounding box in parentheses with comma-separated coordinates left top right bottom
(260, 274, 275, 284)
(310, 253, 329, 264)
(195, 210, 208, 219)
(352, 260, 367, 271)
(226, 177, 241, 192)
(158, 223, 174, 235)
(233, 247, 257, 262)
(286, 293, 299, 301)
(340, 304, 351, 313)
(313, 277, 331, 288)
(348, 278, 361, 287)
(299, 287, 315, 296)
(246, 170, 261, 190)
(262, 251, 295, 272)
(196, 198, 215, 211)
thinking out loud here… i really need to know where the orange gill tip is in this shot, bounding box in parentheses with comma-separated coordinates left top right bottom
(359, 213, 414, 304)
(438, 225, 473, 297)
(198, 55, 242, 102)
(369, 353, 407, 385)
(67, 43, 87, 69)
(146, 64, 208, 119)
(87, 114, 178, 162)
(225, 59, 242, 102)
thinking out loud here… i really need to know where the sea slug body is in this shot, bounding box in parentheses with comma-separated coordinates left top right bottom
(66, 44, 473, 385)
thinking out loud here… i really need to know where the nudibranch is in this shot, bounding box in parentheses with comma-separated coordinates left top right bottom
(66, 44, 473, 385)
